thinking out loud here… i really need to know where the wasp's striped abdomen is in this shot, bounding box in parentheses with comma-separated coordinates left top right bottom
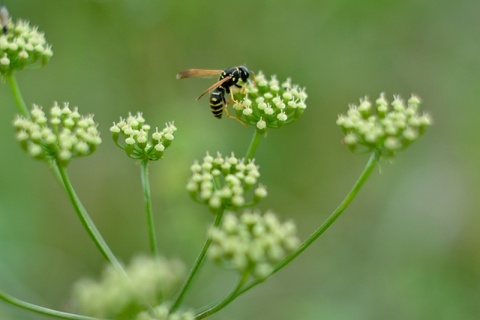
(209, 87, 226, 119)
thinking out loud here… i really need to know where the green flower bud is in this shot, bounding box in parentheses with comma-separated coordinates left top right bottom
(186, 152, 266, 213)
(208, 210, 300, 279)
(111, 112, 177, 161)
(337, 93, 432, 159)
(13, 102, 101, 166)
(71, 255, 186, 319)
(0, 14, 52, 76)
(232, 71, 307, 132)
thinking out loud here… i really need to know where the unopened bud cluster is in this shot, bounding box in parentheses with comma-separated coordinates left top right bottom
(233, 71, 307, 132)
(111, 113, 177, 161)
(0, 17, 52, 76)
(14, 102, 101, 166)
(186, 152, 267, 212)
(336, 93, 432, 158)
(71, 255, 186, 319)
(136, 304, 194, 320)
(208, 210, 300, 279)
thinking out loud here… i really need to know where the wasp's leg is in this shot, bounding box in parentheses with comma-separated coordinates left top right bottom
(227, 88, 246, 106)
(224, 105, 247, 127)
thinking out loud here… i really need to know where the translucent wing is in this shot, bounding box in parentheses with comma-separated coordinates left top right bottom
(196, 75, 233, 100)
(176, 69, 223, 80)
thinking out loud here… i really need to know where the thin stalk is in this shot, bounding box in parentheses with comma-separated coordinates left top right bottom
(195, 272, 249, 319)
(221, 151, 379, 301)
(56, 164, 124, 272)
(170, 211, 224, 313)
(140, 160, 158, 256)
(0, 290, 108, 320)
(6, 73, 30, 119)
(245, 130, 263, 160)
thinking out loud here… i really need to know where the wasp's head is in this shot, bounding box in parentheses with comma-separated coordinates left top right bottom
(238, 65, 250, 82)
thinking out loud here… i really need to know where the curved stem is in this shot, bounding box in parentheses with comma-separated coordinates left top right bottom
(0, 290, 108, 320)
(195, 271, 249, 319)
(245, 130, 263, 160)
(170, 211, 224, 313)
(56, 164, 124, 272)
(140, 160, 158, 256)
(233, 151, 380, 298)
(6, 73, 30, 119)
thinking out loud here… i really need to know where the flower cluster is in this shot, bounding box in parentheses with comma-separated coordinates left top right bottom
(13, 102, 101, 166)
(208, 210, 300, 279)
(0, 15, 53, 76)
(135, 304, 194, 320)
(186, 152, 267, 213)
(71, 255, 186, 319)
(336, 93, 432, 158)
(232, 71, 307, 132)
(111, 113, 177, 161)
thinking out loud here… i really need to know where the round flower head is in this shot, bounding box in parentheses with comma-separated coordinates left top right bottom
(0, 11, 52, 76)
(208, 210, 300, 279)
(13, 102, 101, 166)
(111, 113, 177, 161)
(186, 152, 267, 213)
(71, 255, 186, 319)
(336, 93, 432, 159)
(231, 71, 307, 132)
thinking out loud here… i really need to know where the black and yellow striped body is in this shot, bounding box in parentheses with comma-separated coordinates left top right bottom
(208, 66, 250, 119)
(209, 87, 226, 119)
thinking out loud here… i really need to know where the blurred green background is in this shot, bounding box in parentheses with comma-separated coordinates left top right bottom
(0, 0, 478, 319)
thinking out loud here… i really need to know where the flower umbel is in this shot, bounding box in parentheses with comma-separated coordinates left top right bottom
(232, 71, 307, 132)
(13, 102, 101, 166)
(111, 113, 177, 161)
(0, 16, 53, 76)
(208, 210, 300, 279)
(186, 152, 267, 212)
(337, 93, 432, 158)
(71, 255, 186, 319)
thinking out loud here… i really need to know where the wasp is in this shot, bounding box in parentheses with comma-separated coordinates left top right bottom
(177, 66, 251, 120)
(0, 5, 9, 34)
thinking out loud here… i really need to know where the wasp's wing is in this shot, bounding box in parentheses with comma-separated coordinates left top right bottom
(176, 69, 223, 80)
(196, 75, 232, 100)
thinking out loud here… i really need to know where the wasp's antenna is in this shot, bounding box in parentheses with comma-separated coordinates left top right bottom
(0, 4, 8, 34)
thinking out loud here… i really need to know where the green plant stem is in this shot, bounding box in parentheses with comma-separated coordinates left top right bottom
(170, 211, 224, 313)
(245, 129, 263, 160)
(195, 271, 249, 319)
(6, 73, 30, 119)
(0, 290, 107, 320)
(240, 151, 380, 295)
(56, 164, 124, 272)
(140, 160, 158, 256)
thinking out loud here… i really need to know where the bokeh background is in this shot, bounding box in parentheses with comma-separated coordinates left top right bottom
(0, 0, 478, 319)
